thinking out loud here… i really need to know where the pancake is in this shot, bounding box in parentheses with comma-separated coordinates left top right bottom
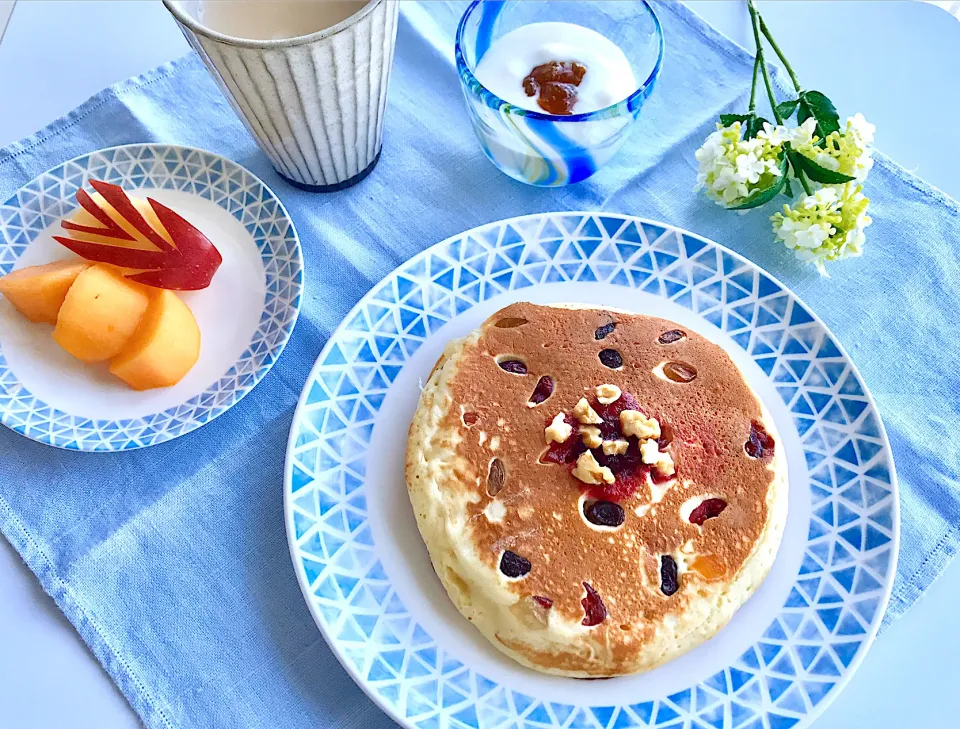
(405, 302, 787, 677)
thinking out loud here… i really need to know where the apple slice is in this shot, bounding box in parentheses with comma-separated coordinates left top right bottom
(54, 181, 222, 291)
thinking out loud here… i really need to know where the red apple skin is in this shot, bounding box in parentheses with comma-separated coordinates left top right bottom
(54, 182, 223, 291)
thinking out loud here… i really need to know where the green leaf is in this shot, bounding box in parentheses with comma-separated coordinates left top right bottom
(784, 175, 794, 198)
(716, 112, 767, 140)
(775, 99, 800, 120)
(720, 113, 752, 127)
(729, 154, 789, 210)
(744, 115, 770, 140)
(797, 90, 841, 138)
(789, 149, 855, 184)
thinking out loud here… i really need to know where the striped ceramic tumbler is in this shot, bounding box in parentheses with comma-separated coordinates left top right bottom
(164, 0, 399, 192)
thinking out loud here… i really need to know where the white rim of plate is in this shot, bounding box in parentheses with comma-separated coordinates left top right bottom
(0, 143, 303, 451)
(284, 212, 898, 729)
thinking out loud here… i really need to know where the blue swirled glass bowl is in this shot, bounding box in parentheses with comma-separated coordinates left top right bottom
(455, 0, 663, 187)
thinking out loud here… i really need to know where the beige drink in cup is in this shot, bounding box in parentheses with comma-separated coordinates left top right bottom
(164, 0, 399, 191)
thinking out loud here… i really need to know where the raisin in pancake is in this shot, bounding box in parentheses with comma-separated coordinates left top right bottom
(405, 302, 787, 677)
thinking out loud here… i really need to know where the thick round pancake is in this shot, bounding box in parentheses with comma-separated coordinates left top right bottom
(406, 302, 787, 677)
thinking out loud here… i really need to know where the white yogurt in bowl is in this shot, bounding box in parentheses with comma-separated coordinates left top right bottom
(455, 1, 663, 186)
(474, 22, 637, 116)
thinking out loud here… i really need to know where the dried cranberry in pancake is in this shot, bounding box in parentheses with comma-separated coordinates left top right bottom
(596, 391, 641, 419)
(660, 556, 680, 596)
(689, 497, 727, 525)
(581, 582, 607, 626)
(745, 420, 775, 459)
(500, 551, 531, 578)
(649, 467, 674, 485)
(585, 392, 650, 501)
(657, 421, 675, 449)
(541, 414, 585, 464)
(528, 376, 554, 405)
(585, 474, 644, 503)
(542, 391, 657, 502)
(462, 411, 479, 426)
(498, 359, 528, 374)
(533, 595, 553, 609)
(593, 438, 644, 475)
(594, 392, 641, 440)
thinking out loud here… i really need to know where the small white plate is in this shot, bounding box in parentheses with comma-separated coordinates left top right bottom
(0, 144, 302, 451)
(284, 213, 898, 729)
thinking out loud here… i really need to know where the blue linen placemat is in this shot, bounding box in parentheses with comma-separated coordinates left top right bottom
(1, 2, 958, 727)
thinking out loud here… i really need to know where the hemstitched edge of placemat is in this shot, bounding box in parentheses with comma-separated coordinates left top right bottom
(0, 54, 196, 174)
(0, 493, 174, 729)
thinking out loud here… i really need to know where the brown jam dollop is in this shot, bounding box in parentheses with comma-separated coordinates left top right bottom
(522, 61, 587, 115)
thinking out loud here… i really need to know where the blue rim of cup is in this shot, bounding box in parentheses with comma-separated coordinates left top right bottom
(454, 0, 664, 122)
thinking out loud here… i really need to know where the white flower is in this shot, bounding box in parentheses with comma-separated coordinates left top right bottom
(694, 121, 786, 208)
(771, 182, 871, 275)
(848, 112, 876, 145)
(756, 121, 790, 147)
(804, 187, 839, 208)
(776, 216, 832, 250)
(790, 118, 818, 147)
(736, 152, 768, 184)
(793, 114, 875, 183)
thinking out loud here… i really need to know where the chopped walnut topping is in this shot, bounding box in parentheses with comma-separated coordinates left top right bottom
(544, 412, 573, 444)
(640, 439, 675, 475)
(620, 410, 661, 439)
(595, 383, 622, 405)
(573, 451, 615, 485)
(602, 439, 629, 456)
(579, 425, 603, 449)
(656, 452, 676, 476)
(573, 397, 603, 425)
(639, 439, 660, 464)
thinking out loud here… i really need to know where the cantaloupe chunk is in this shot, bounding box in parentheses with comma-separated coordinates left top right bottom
(109, 288, 200, 390)
(53, 264, 150, 362)
(0, 260, 92, 324)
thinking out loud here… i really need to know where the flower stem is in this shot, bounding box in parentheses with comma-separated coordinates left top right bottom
(795, 164, 813, 196)
(747, 0, 783, 124)
(759, 15, 802, 93)
(748, 54, 760, 112)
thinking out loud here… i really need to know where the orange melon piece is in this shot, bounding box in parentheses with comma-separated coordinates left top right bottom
(53, 264, 150, 362)
(0, 260, 92, 324)
(109, 288, 200, 390)
(690, 554, 726, 581)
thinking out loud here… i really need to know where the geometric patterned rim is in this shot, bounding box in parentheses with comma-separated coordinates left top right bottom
(284, 213, 898, 729)
(0, 144, 303, 451)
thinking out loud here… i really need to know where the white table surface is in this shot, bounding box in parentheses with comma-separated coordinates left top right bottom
(0, 3, 958, 728)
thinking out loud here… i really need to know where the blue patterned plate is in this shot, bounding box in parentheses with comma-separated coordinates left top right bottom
(285, 213, 897, 729)
(0, 144, 302, 451)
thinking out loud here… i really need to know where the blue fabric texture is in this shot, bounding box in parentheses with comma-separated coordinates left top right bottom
(0, 3, 957, 727)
